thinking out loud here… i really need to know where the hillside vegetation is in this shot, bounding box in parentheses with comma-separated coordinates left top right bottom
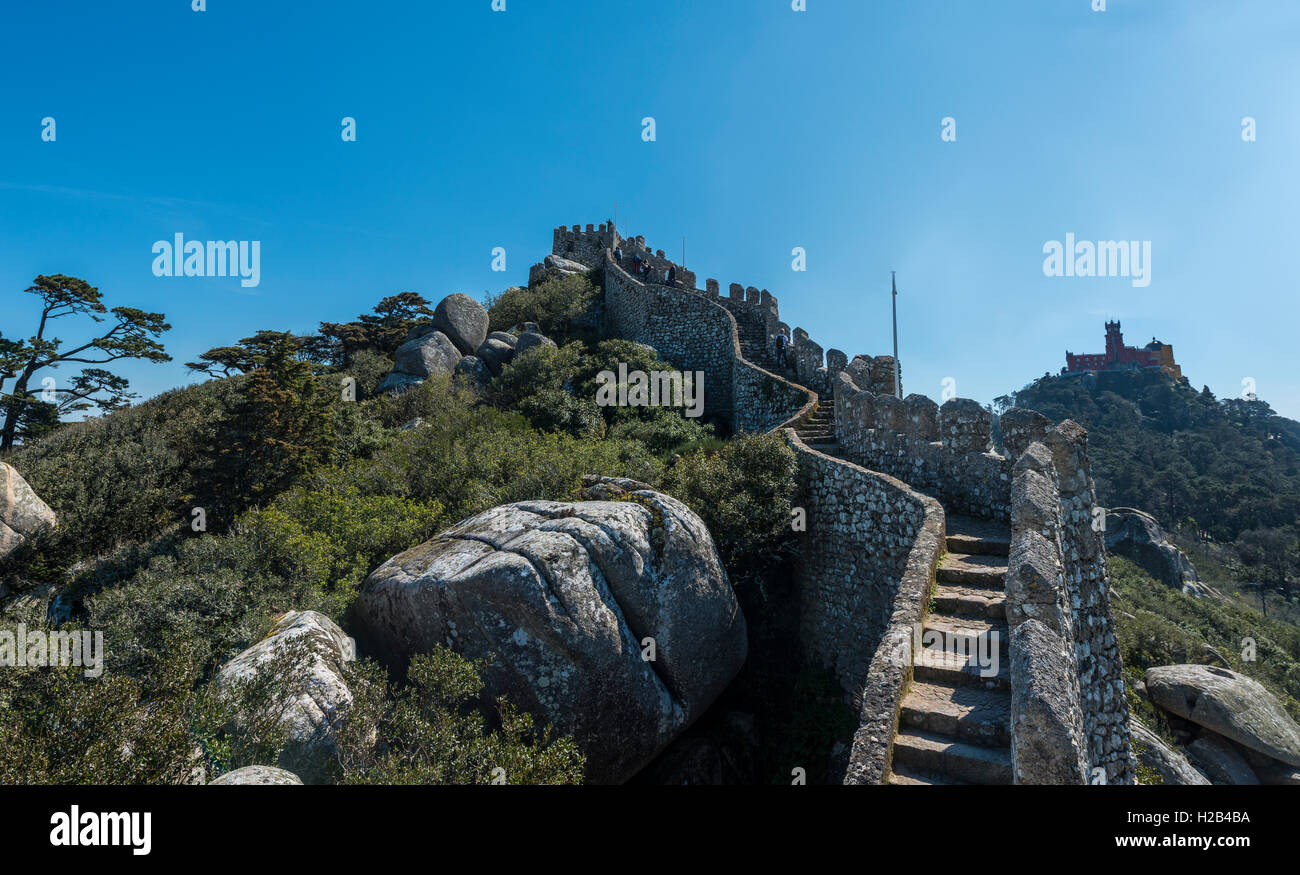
(0, 273, 802, 784)
(998, 370, 1300, 618)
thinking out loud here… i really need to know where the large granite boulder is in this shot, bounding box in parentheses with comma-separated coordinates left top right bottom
(432, 293, 489, 355)
(0, 462, 57, 562)
(351, 476, 748, 783)
(1104, 508, 1211, 597)
(209, 765, 304, 785)
(453, 355, 491, 388)
(1145, 665, 1300, 767)
(475, 337, 516, 376)
(391, 329, 462, 381)
(1129, 719, 1210, 785)
(214, 611, 356, 784)
(544, 254, 589, 275)
(1239, 746, 1300, 785)
(514, 330, 556, 358)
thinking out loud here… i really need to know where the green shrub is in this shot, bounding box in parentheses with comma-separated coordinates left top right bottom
(0, 623, 204, 784)
(486, 273, 600, 341)
(5, 377, 244, 562)
(345, 348, 394, 399)
(490, 342, 583, 411)
(337, 649, 585, 784)
(660, 433, 799, 575)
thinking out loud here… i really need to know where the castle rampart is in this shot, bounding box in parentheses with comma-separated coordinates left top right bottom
(784, 431, 945, 784)
(552, 220, 1132, 784)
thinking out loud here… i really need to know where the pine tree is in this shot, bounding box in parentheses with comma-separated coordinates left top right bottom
(216, 332, 336, 506)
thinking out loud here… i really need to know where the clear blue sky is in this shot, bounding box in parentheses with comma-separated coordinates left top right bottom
(2, 0, 1297, 418)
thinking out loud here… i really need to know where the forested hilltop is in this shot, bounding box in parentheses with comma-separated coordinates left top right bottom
(997, 369, 1300, 618)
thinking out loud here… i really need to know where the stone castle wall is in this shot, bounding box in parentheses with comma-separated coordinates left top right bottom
(579, 226, 813, 433)
(833, 373, 1013, 520)
(1001, 413, 1135, 784)
(603, 260, 738, 422)
(553, 221, 1131, 784)
(785, 432, 945, 784)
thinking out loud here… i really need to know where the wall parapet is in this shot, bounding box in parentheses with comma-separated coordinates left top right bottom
(1005, 429, 1136, 784)
(1006, 442, 1089, 784)
(784, 430, 945, 785)
(833, 372, 1013, 521)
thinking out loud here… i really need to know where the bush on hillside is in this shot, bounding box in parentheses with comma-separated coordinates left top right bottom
(486, 273, 600, 342)
(1109, 555, 1300, 721)
(337, 649, 585, 785)
(661, 433, 799, 576)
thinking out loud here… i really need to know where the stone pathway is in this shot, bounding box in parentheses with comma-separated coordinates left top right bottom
(889, 513, 1013, 785)
(793, 392, 837, 453)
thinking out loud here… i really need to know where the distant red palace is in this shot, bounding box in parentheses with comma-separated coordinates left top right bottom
(1064, 321, 1182, 380)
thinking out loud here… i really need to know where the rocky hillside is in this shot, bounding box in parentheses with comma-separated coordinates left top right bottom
(0, 271, 820, 785)
(998, 369, 1300, 618)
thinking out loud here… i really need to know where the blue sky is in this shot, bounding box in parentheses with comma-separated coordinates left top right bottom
(2, 0, 1298, 419)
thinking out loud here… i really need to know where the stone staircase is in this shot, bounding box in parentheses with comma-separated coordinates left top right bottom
(889, 514, 1014, 785)
(733, 318, 838, 453)
(794, 396, 837, 453)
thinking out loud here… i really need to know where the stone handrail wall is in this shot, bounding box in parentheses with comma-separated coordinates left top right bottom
(1002, 411, 1136, 784)
(833, 373, 1014, 520)
(784, 430, 945, 784)
(1041, 420, 1134, 784)
(1006, 442, 1090, 784)
(557, 224, 848, 400)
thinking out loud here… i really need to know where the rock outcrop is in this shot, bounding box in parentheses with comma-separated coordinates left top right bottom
(544, 254, 589, 275)
(514, 329, 556, 358)
(377, 293, 492, 392)
(475, 336, 516, 376)
(432, 292, 490, 355)
(0, 462, 57, 563)
(351, 476, 748, 783)
(1129, 718, 1210, 785)
(392, 329, 462, 380)
(453, 355, 492, 388)
(1145, 665, 1300, 767)
(213, 611, 356, 784)
(1187, 734, 1260, 785)
(209, 765, 304, 785)
(1104, 507, 1213, 597)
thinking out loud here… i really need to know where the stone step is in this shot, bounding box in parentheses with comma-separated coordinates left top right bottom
(886, 763, 969, 786)
(936, 553, 1007, 589)
(899, 679, 1011, 748)
(913, 642, 1011, 691)
(922, 613, 1008, 655)
(945, 514, 1010, 557)
(932, 582, 1006, 620)
(806, 443, 841, 455)
(891, 729, 1012, 785)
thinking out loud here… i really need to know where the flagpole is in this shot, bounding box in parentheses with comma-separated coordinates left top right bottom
(892, 271, 901, 398)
